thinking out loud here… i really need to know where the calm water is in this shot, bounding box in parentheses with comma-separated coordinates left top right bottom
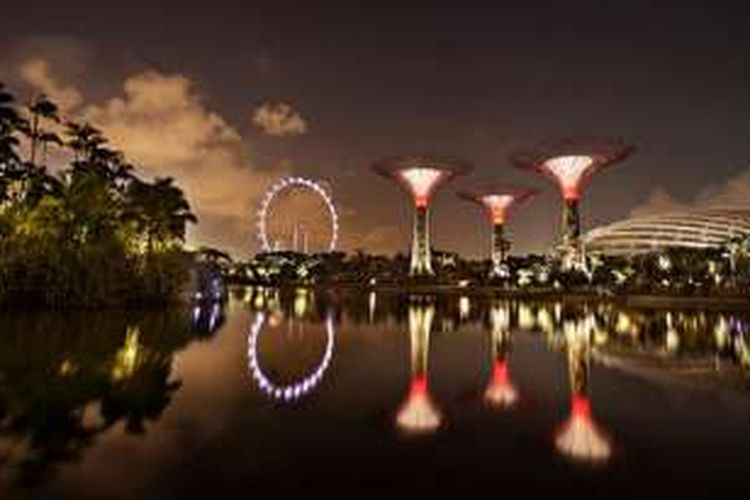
(2, 288, 750, 497)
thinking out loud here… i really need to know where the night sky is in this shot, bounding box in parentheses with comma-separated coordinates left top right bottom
(2, 0, 750, 257)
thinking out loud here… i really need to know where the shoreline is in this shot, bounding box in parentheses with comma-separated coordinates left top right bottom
(233, 282, 750, 310)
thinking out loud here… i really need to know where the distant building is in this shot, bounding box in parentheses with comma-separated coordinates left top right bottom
(584, 209, 750, 256)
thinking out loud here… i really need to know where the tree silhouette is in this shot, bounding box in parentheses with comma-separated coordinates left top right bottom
(24, 95, 62, 166)
(125, 177, 197, 253)
(0, 83, 197, 306)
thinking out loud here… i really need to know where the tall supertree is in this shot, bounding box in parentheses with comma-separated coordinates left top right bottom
(511, 138, 633, 267)
(483, 300, 519, 408)
(555, 314, 612, 463)
(396, 299, 441, 433)
(373, 156, 472, 277)
(457, 185, 536, 278)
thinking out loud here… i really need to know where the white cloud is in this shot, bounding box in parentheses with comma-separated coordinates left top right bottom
(629, 186, 689, 217)
(630, 166, 750, 218)
(252, 100, 308, 137)
(18, 57, 83, 113)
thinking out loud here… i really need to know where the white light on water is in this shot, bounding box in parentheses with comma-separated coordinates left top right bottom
(555, 399, 611, 463)
(484, 361, 518, 408)
(459, 296, 471, 320)
(543, 155, 594, 199)
(396, 379, 441, 433)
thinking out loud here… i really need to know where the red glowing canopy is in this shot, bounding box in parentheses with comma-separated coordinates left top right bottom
(457, 185, 537, 224)
(396, 374, 442, 433)
(555, 395, 612, 462)
(372, 155, 473, 207)
(510, 138, 634, 200)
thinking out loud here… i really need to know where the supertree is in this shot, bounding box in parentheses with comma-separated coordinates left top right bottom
(396, 299, 441, 433)
(483, 300, 519, 408)
(511, 138, 633, 267)
(373, 156, 472, 277)
(457, 185, 536, 278)
(554, 314, 612, 463)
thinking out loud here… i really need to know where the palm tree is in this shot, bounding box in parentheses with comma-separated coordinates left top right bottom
(65, 121, 133, 191)
(125, 177, 197, 253)
(0, 83, 28, 204)
(65, 121, 105, 163)
(0, 83, 24, 164)
(26, 95, 62, 166)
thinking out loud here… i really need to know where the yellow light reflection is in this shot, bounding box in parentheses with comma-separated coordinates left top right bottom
(459, 296, 471, 320)
(112, 326, 142, 382)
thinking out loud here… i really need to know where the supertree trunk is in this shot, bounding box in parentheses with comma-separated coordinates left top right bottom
(490, 222, 511, 278)
(562, 197, 581, 248)
(410, 204, 433, 276)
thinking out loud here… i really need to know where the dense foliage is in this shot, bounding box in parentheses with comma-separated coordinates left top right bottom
(0, 83, 196, 307)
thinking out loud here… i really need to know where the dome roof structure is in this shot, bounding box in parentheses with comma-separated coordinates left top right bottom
(584, 208, 750, 255)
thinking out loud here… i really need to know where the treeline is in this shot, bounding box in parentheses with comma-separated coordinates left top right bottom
(0, 83, 197, 307)
(228, 243, 750, 297)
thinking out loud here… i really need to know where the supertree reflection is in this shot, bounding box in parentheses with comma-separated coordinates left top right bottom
(484, 300, 518, 408)
(396, 299, 441, 434)
(555, 316, 612, 463)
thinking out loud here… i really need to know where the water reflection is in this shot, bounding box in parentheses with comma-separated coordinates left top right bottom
(555, 314, 612, 463)
(396, 299, 441, 434)
(484, 300, 518, 408)
(0, 304, 225, 486)
(247, 311, 335, 403)
(4, 287, 750, 494)
(191, 301, 225, 336)
(239, 288, 750, 438)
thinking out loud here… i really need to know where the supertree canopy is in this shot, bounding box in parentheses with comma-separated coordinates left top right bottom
(457, 185, 536, 278)
(511, 138, 633, 265)
(373, 156, 472, 277)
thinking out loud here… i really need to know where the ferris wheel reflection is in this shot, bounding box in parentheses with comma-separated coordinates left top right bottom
(247, 310, 335, 404)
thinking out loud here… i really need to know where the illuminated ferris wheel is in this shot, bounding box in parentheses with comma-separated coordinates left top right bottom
(257, 176, 339, 253)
